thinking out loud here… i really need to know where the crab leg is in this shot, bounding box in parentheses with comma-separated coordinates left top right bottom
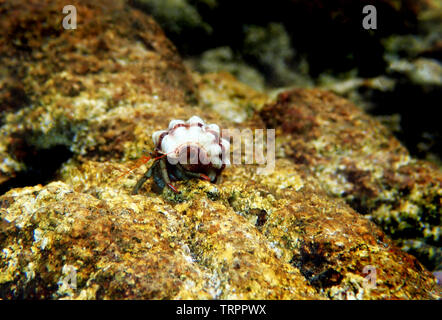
(175, 163, 211, 181)
(171, 163, 188, 180)
(153, 161, 166, 191)
(131, 162, 155, 195)
(160, 158, 179, 193)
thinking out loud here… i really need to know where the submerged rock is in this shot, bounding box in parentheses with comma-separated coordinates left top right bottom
(187, 47, 266, 91)
(0, 0, 440, 300)
(0, 158, 439, 299)
(0, 0, 197, 185)
(260, 89, 442, 271)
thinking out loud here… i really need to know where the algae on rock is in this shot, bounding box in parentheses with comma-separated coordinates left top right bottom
(0, 0, 441, 300)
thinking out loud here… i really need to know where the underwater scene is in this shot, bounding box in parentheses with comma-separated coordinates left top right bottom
(0, 0, 441, 301)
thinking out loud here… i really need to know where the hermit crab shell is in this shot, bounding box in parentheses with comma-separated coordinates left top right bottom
(152, 116, 230, 170)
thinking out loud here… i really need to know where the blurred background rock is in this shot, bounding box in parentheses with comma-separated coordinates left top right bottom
(130, 0, 442, 165)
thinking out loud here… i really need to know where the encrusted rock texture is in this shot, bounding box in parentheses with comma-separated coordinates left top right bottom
(0, 0, 440, 299)
(260, 89, 442, 271)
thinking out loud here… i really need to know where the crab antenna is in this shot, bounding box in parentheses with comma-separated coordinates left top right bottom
(117, 153, 168, 181)
(167, 183, 179, 193)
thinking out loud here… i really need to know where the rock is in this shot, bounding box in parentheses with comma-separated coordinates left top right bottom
(0, 0, 197, 184)
(133, 0, 442, 164)
(193, 72, 269, 123)
(0, 0, 440, 300)
(320, 2, 442, 162)
(0, 177, 320, 299)
(187, 47, 266, 91)
(242, 23, 311, 87)
(260, 88, 442, 271)
(1, 157, 439, 299)
(129, 0, 213, 54)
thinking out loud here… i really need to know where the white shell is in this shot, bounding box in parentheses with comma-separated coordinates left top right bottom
(206, 123, 220, 134)
(152, 116, 230, 169)
(152, 130, 167, 146)
(168, 119, 185, 129)
(187, 116, 204, 124)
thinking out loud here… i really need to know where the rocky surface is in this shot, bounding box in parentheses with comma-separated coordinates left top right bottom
(0, 158, 439, 299)
(0, 0, 440, 299)
(0, 0, 197, 185)
(260, 89, 442, 271)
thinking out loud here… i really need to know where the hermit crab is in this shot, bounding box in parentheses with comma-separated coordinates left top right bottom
(122, 116, 230, 194)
